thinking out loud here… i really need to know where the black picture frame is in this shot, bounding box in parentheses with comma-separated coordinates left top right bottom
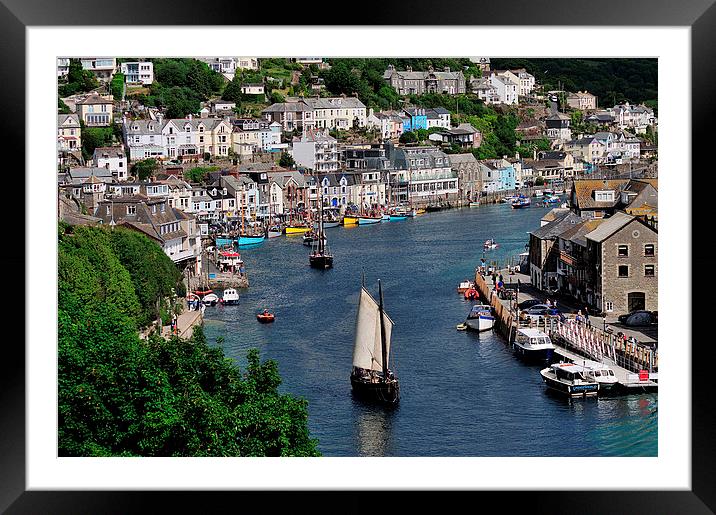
(1, 1, 709, 512)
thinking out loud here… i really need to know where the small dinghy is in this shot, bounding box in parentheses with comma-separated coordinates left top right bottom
(256, 310, 275, 323)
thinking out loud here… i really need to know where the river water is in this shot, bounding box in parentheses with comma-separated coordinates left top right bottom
(203, 202, 657, 457)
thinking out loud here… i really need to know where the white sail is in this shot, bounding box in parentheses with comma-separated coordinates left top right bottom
(352, 287, 394, 373)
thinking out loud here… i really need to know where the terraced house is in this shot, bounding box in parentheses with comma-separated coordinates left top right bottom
(383, 65, 466, 95)
(123, 115, 233, 160)
(387, 146, 458, 205)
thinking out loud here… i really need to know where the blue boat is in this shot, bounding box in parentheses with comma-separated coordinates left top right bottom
(238, 234, 265, 247)
(389, 215, 407, 221)
(358, 216, 382, 225)
(215, 237, 235, 249)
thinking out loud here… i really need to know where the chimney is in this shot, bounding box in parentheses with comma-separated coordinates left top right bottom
(188, 113, 192, 120)
(406, 66, 412, 72)
(533, 148, 537, 161)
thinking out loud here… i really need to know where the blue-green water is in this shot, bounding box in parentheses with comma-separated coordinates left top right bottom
(203, 202, 657, 456)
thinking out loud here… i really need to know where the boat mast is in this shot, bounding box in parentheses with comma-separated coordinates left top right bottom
(378, 279, 388, 380)
(318, 193, 324, 254)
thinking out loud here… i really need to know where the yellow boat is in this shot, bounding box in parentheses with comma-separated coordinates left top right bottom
(342, 216, 359, 225)
(416, 208, 427, 215)
(285, 225, 311, 235)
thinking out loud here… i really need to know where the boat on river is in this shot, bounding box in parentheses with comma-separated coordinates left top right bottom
(257, 310, 275, 323)
(457, 280, 475, 293)
(358, 216, 382, 225)
(350, 279, 400, 405)
(238, 234, 265, 247)
(574, 359, 619, 392)
(285, 224, 312, 235)
(513, 328, 556, 361)
(309, 199, 333, 269)
(469, 201, 481, 207)
(511, 196, 531, 209)
(267, 224, 283, 238)
(484, 238, 498, 250)
(343, 215, 359, 225)
(202, 293, 219, 306)
(540, 363, 600, 397)
(221, 288, 240, 305)
(465, 304, 495, 332)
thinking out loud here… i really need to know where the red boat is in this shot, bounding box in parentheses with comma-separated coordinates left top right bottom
(256, 310, 275, 323)
(464, 288, 479, 301)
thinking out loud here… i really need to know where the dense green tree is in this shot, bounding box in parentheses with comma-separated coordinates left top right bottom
(131, 158, 158, 181)
(81, 126, 115, 160)
(269, 91, 285, 104)
(278, 152, 295, 168)
(111, 73, 125, 101)
(59, 59, 100, 97)
(58, 98, 71, 114)
(222, 75, 244, 103)
(399, 131, 418, 144)
(58, 223, 320, 457)
(183, 166, 219, 183)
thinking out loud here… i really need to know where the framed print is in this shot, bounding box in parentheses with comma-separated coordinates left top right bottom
(1, 0, 711, 511)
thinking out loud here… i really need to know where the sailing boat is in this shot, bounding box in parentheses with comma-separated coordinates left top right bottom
(309, 196, 333, 269)
(350, 279, 400, 404)
(238, 202, 264, 247)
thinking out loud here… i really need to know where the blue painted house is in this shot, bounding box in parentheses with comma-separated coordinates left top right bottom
(402, 108, 428, 132)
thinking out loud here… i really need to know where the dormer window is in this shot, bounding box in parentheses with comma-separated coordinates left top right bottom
(593, 190, 615, 202)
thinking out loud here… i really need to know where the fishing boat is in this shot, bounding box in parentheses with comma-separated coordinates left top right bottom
(511, 196, 531, 209)
(465, 304, 495, 332)
(543, 195, 561, 205)
(469, 201, 481, 207)
(256, 309, 275, 323)
(238, 234, 265, 247)
(285, 224, 311, 234)
(217, 249, 243, 273)
(502, 195, 518, 203)
(309, 199, 333, 269)
(342, 214, 359, 225)
(358, 216, 382, 225)
(484, 238, 499, 250)
(313, 219, 341, 229)
(533, 189, 544, 197)
(415, 207, 427, 215)
(540, 363, 600, 397)
(457, 280, 475, 293)
(513, 328, 556, 361)
(221, 288, 240, 305)
(350, 279, 400, 405)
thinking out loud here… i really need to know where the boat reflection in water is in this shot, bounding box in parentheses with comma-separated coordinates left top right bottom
(354, 405, 396, 457)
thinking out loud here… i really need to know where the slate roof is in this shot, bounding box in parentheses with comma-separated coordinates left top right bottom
(571, 179, 629, 210)
(585, 212, 638, 242)
(530, 211, 583, 240)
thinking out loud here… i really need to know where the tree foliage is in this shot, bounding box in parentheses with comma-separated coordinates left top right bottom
(111, 73, 125, 101)
(58, 223, 320, 457)
(184, 166, 219, 183)
(278, 152, 295, 168)
(131, 158, 159, 181)
(81, 126, 115, 161)
(59, 58, 100, 97)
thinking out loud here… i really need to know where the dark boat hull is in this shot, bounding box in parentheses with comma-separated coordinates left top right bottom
(541, 374, 599, 397)
(350, 375, 400, 404)
(309, 254, 333, 269)
(513, 344, 554, 362)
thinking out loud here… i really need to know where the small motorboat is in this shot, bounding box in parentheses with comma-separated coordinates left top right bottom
(358, 216, 382, 225)
(221, 288, 240, 305)
(285, 224, 312, 235)
(577, 359, 619, 392)
(457, 280, 475, 293)
(463, 287, 479, 301)
(267, 225, 283, 238)
(202, 293, 219, 306)
(303, 230, 317, 246)
(381, 214, 391, 221)
(540, 363, 600, 397)
(483, 239, 498, 250)
(513, 328, 556, 361)
(469, 201, 480, 207)
(465, 304, 495, 332)
(256, 310, 275, 323)
(511, 196, 531, 209)
(456, 323, 468, 331)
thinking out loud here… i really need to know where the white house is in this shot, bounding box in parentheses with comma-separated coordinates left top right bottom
(489, 75, 518, 105)
(292, 130, 339, 173)
(120, 61, 154, 85)
(79, 57, 117, 82)
(92, 146, 128, 181)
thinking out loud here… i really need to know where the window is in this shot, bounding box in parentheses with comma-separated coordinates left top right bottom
(644, 244, 655, 256)
(617, 245, 628, 257)
(618, 265, 629, 277)
(126, 205, 136, 215)
(645, 265, 655, 277)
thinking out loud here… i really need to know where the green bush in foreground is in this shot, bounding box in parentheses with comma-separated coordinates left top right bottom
(58, 223, 320, 456)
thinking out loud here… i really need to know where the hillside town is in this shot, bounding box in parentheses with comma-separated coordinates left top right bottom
(58, 57, 657, 319)
(57, 56, 660, 460)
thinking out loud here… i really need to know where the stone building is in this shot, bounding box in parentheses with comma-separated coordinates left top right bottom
(383, 65, 466, 96)
(584, 212, 657, 314)
(449, 153, 481, 201)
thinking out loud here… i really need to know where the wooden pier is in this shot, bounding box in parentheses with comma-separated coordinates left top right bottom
(473, 268, 658, 393)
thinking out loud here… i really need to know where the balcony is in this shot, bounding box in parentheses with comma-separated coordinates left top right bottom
(168, 247, 197, 264)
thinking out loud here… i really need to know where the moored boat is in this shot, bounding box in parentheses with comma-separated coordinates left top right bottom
(540, 363, 600, 397)
(285, 224, 312, 235)
(484, 238, 499, 250)
(358, 216, 382, 225)
(221, 288, 240, 305)
(575, 359, 619, 392)
(457, 280, 475, 293)
(513, 328, 556, 361)
(309, 199, 333, 269)
(469, 201, 481, 207)
(201, 293, 219, 306)
(465, 304, 495, 332)
(511, 196, 531, 209)
(342, 215, 359, 226)
(238, 234, 265, 247)
(350, 279, 399, 405)
(267, 224, 283, 238)
(381, 214, 391, 221)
